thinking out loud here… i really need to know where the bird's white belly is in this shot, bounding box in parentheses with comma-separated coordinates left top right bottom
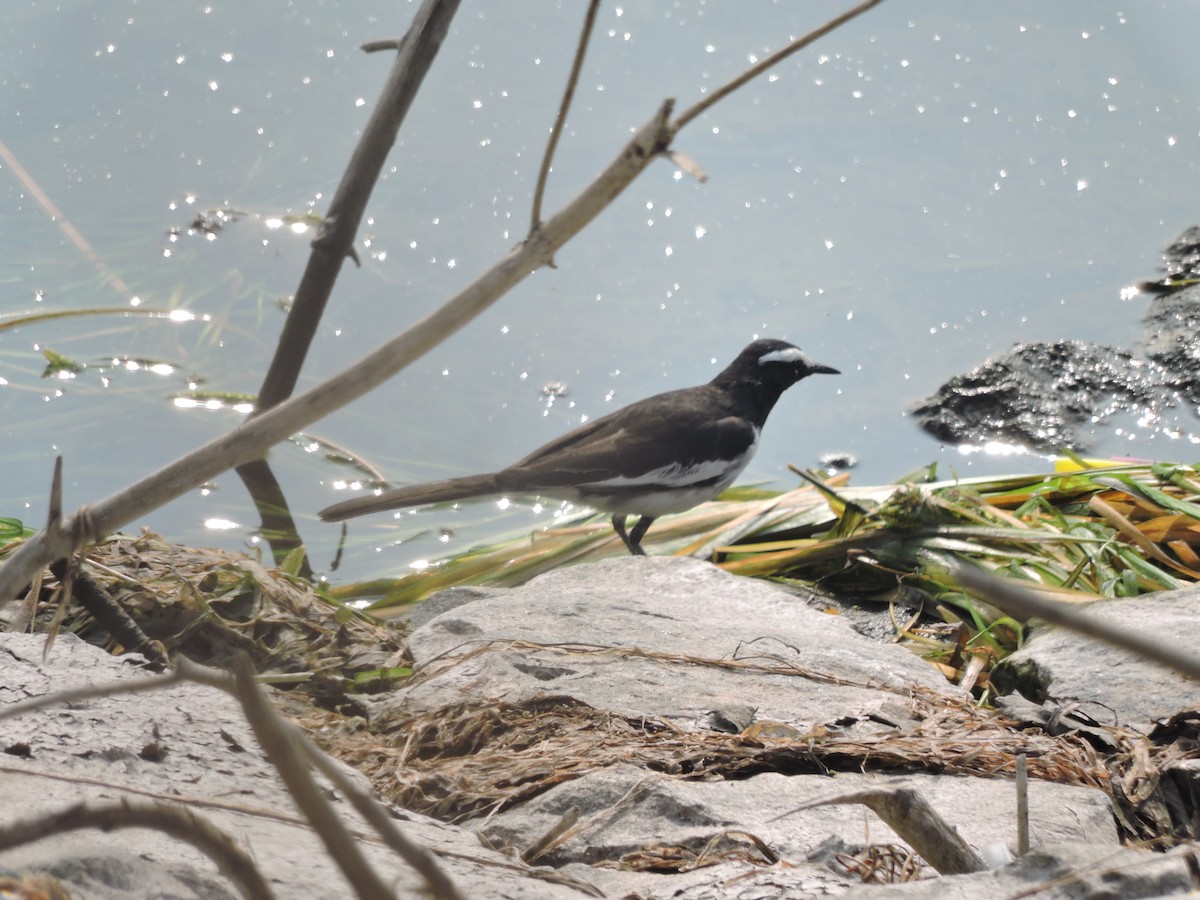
(593, 482, 732, 516)
(577, 438, 758, 516)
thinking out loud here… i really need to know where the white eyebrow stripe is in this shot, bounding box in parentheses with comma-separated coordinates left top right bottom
(758, 347, 810, 366)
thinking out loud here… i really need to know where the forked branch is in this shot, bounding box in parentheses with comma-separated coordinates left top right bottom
(0, 1, 888, 605)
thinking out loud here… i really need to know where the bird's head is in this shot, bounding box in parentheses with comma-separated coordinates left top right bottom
(741, 338, 839, 386)
(712, 339, 839, 423)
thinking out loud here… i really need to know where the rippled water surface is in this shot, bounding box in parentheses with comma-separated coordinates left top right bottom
(3, 1, 1199, 580)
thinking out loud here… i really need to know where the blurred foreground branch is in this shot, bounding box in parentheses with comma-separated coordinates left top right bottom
(952, 562, 1200, 680)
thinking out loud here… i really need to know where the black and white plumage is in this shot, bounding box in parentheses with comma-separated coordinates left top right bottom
(319, 338, 839, 555)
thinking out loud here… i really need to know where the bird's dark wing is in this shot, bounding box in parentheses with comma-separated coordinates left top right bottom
(500, 386, 757, 489)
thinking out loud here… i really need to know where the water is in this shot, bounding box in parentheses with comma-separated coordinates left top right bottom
(2, 1, 1199, 583)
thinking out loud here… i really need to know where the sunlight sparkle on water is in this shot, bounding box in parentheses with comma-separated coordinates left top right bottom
(173, 397, 255, 414)
(956, 440, 1036, 459)
(204, 518, 240, 531)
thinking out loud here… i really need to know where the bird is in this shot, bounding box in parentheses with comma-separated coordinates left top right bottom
(319, 338, 839, 555)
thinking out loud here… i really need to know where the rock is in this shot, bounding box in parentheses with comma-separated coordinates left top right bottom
(991, 586, 1200, 732)
(840, 842, 1198, 899)
(910, 339, 1163, 452)
(0, 852, 235, 900)
(391, 556, 954, 732)
(477, 763, 1114, 869)
(0, 632, 591, 899)
(360, 556, 1126, 896)
(6, 556, 1174, 899)
(1142, 284, 1200, 406)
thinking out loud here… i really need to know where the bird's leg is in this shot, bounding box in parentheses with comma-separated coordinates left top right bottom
(626, 515, 655, 556)
(611, 514, 651, 555)
(611, 514, 635, 554)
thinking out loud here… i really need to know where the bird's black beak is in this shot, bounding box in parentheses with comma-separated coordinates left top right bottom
(810, 363, 840, 375)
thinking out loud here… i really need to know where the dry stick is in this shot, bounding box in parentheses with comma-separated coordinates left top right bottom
(1015, 753, 1029, 856)
(771, 784, 986, 876)
(0, 799, 276, 900)
(48, 557, 166, 664)
(529, 0, 602, 233)
(299, 734, 468, 900)
(0, 100, 669, 607)
(235, 0, 461, 574)
(0, 666, 186, 725)
(223, 653, 466, 898)
(228, 654, 397, 900)
(212, 656, 465, 900)
(0, 138, 137, 304)
(668, 0, 888, 135)
(183, 657, 465, 898)
(0, 0, 889, 607)
(256, 0, 460, 411)
(951, 563, 1200, 680)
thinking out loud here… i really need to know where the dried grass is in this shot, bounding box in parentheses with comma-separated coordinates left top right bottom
(34, 532, 409, 708)
(307, 664, 1110, 829)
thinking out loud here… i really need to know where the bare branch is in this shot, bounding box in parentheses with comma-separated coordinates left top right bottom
(0, 0, 888, 604)
(670, 0, 887, 136)
(300, 728, 468, 900)
(771, 783, 986, 876)
(0, 101, 675, 606)
(0, 798, 276, 900)
(47, 455, 63, 528)
(0, 666, 189, 724)
(362, 36, 409, 54)
(229, 654, 397, 900)
(257, 0, 461, 411)
(530, 0, 603, 234)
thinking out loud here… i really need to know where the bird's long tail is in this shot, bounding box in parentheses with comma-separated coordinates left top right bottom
(318, 473, 502, 522)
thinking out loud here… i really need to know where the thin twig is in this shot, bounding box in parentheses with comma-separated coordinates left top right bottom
(256, 0, 461, 412)
(1016, 753, 1029, 856)
(0, 799, 276, 900)
(235, 0, 461, 574)
(0, 666, 188, 724)
(670, 0, 887, 135)
(530, 0, 602, 234)
(362, 36, 409, 54)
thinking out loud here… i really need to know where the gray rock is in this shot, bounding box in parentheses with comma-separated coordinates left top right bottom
(562, 843, 1197, 900)
(3, 852, 236, 900)
(6, 556, 1167, 899)
(0, 632, 591, 899)
(397, 584, 507, 629)
(840, 842, 1198, 899)
(911, 339, 1164, 452)
(391, 556, 956, 733)
(992, 587, 1200, 732)
(562, 859, 858, 898)
(478, 764, 1114, 868)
